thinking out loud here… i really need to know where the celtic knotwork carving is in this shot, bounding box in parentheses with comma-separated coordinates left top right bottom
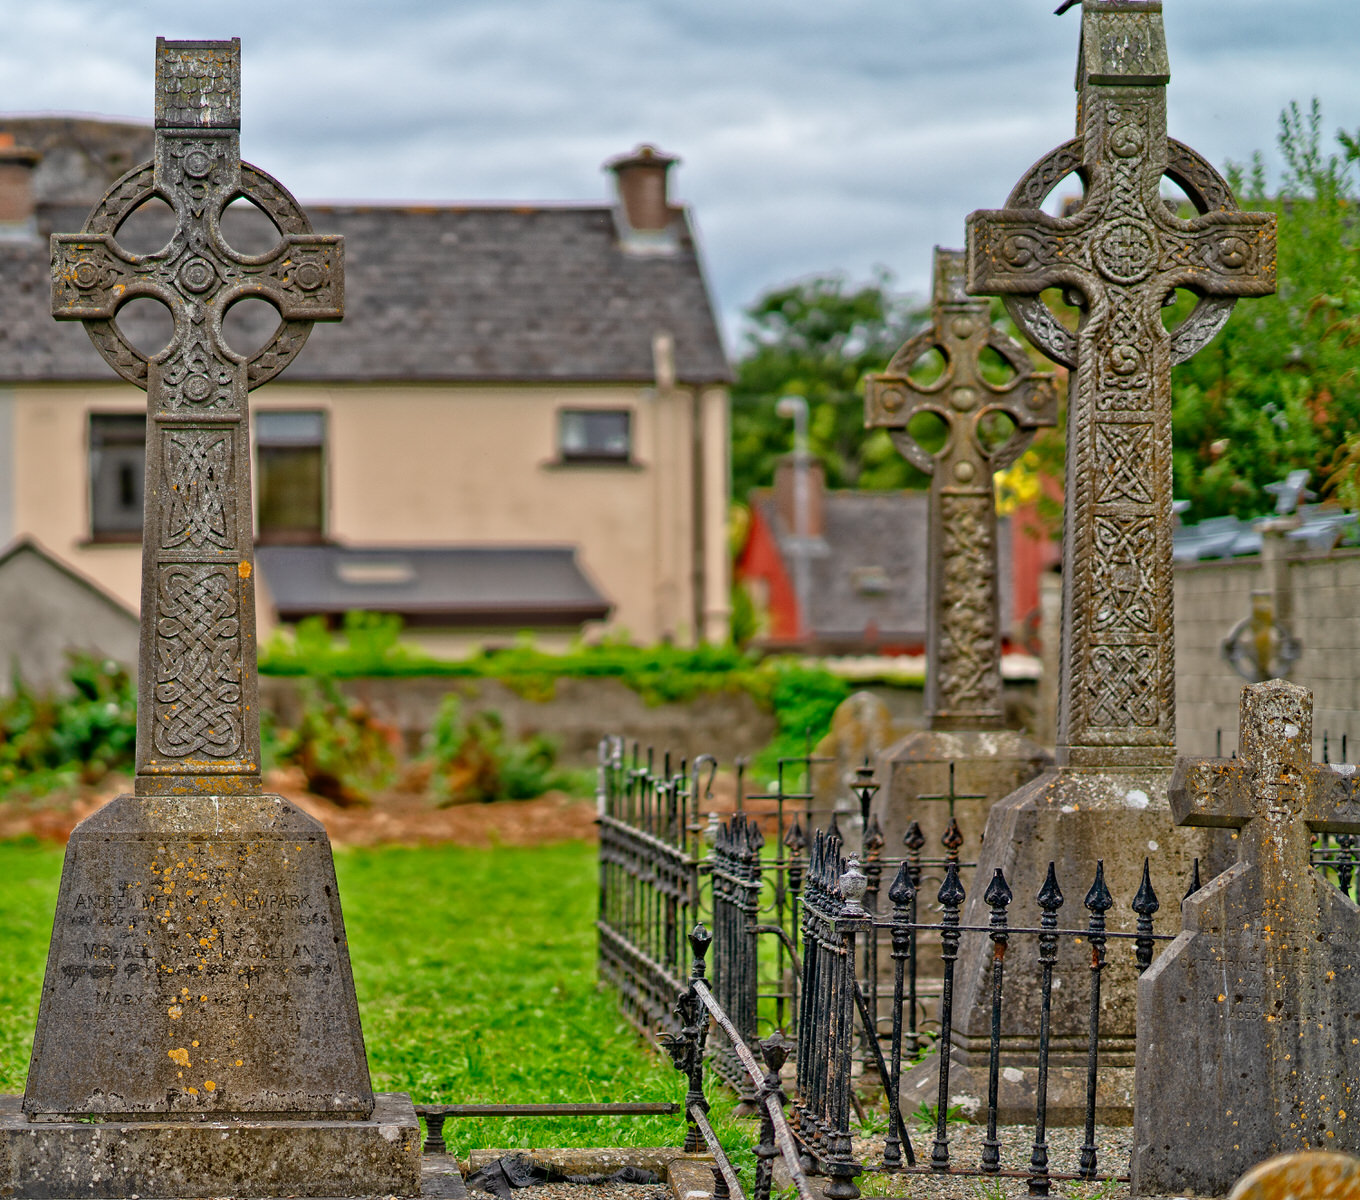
(937, 494, 999, 711)
(154, 564, 242, 758)
(1094, 425, 1154, 504)
(160, 337, 235, 411)
(162, 429, 234, 550)
(54, 161, 335, 395)
(1092, 516, 1156, 635)
(1087, 645, 1159, 728)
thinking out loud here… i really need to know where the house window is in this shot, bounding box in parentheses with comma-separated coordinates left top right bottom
(558, 409, 631, 463)
(256, 410, 325, 544)
(90, 413, 146, 540)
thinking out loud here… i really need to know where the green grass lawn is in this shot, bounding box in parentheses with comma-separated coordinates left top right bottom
(0, 838, 737, 1158)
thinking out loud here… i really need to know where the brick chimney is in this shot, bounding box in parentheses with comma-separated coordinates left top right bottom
(0, 134, 41, 230)
(605, 144, 679, 233)
(773, 453, 825, 539)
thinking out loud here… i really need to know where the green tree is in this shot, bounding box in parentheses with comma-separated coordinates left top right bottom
(729, 271, 927, 499)
(1171, 100, 1360, 519)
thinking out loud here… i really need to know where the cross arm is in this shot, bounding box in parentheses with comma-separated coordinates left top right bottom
(225, 234, 344, 322)
(52, 234, 149, 322)
(966, 208, 1093, 299)
(1171, 756, 1360, 834)
(1169, 757, 1252, 830)
(1160, 212, 1277, 298)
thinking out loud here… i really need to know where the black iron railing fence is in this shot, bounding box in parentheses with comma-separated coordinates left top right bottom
(599, 736, 1360, 1197)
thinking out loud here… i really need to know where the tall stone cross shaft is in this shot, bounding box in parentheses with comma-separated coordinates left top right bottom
(21, 39, 378, 1129)
(967, 0, 1276, 767)
(1133, 679, 1360, 1193)
(51, 37, 341, 795)
(866, 248, 1057, 729)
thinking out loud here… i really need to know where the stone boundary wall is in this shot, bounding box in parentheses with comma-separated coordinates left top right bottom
(259, 675, 778, 767)
(1175, 547, 1360, 760)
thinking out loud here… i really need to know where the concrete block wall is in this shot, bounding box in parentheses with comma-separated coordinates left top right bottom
(1175, 548, 1360, 760)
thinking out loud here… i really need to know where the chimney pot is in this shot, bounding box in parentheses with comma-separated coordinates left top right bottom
(0, 134, 41, 226)
(773, 454, 826, 539)
(605, 143, 679, 232)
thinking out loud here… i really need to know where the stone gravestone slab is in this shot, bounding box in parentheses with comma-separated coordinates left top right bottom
(810, 691, 906, 832)
(865, 247, 1053, 890)
(1, 40, 420, 1198)
(901, 0, 1277, 1126)
(1132, 680, 1360, 1196)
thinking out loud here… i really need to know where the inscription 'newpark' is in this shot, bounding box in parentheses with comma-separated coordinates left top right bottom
(966, 0, 1276, 766)
(866, 248, 1056, 729)
(50, 37, 341, 792)
(22, 39, 370, 1125)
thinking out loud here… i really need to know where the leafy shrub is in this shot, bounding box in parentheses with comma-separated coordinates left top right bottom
(275, 677, 399, 807)
(0, 655, 137, 796)
(426, 696, 574, 805)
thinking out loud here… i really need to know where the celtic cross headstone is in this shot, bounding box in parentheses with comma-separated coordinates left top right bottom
(866, 250, 1053, 961)
(1133, 680, 1360, 1194)
(903, 0, 1277, 1126)
(3, 40, 419, 1199)
(966, 0, 1275, 766)
(867, 247, 1057, 730)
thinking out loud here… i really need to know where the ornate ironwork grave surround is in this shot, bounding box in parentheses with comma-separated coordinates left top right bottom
(51, 38, 341, 793)
(966, 0, 1276, 767)
(867, 248, 1057, 730)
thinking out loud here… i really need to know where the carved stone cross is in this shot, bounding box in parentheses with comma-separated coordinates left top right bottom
(867, 248, 1057, 728)
(51, 37, 342, 794)
(967, 0, 1276, 767)
(20, 42, 391, 1153)
(1133, 679, 1360, 1193)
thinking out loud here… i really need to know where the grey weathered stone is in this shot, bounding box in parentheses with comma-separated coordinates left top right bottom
(0, 1092, 421, 1199)
(810, 692, 906, 829)
(11, 38, 415, 1198)
(864, 248, 1053, 895)
(902, 0, 1277, 1124)
(1131, 680, 1360, 1196)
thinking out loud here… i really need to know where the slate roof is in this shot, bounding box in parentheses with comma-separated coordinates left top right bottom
(0, 119, 730, 386)
(257, 544, 612, 628)
(753, 490, 1013, 650)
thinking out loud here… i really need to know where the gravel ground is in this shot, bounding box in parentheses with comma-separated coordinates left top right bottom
(453, 1127, 1202, 1200)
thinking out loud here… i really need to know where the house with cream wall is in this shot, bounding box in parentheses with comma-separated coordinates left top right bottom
(0, 118, 731, 659)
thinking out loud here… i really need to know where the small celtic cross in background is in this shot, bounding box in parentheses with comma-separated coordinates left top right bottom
(50, 39, 344, 794)
(866, 248, 1056, 728)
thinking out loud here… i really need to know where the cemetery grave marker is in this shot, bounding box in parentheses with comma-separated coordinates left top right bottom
(1132, 680, 1360, 1195)
(0, 39, 421, 1199)
(902, 0, 1277, 1125)
(865, 248, 1053, 910)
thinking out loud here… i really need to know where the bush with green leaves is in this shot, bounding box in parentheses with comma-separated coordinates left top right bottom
(274, 676, 400, 807)
(425, 695, 579, 805)
(0, 655, 136, 796)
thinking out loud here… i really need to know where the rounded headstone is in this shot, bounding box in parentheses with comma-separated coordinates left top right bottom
(1228, 1151, 1360, 1200)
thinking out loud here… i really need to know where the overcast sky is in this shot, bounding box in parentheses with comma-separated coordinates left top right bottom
(5, 1, 1359, 348)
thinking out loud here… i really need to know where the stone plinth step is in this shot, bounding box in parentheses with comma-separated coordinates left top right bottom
(0, 1092, 422, 1199)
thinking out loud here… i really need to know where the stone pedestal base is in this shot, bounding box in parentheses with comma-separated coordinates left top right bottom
(872, 729, 1050, 869)
(898, 1057, 1135, 1128)
(0, 1092, 422, 1198)
(897, 764, 1230, 1127)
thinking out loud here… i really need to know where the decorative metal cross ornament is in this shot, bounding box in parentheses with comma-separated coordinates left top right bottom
(966, 0, 1276, 767)
(52, 39, 342, 794)
(867, 249, 1057, 729)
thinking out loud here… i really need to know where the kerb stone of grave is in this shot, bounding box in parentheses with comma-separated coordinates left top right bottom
(1, 40, 421, 1198)
(1132, 680, 1360, 1196)
(865, 246, 1053, 891)
(901, 0, 1276, 1126)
